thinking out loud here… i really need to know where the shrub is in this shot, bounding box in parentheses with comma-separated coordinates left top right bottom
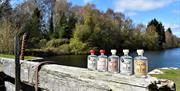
(46, 39, 69, 48)
(58, 44, 70, 54)
(25, 49, 56, 56)
(69, 38, 88, 54)
(39, 39, 48, 48)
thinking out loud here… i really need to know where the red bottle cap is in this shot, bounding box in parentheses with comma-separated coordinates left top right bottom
(99, 49, 105, 54)
(89, 50, 95, 54)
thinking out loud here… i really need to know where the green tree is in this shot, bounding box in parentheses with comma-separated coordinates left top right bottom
(50, 0, 76, 39)
(147, 19, 166, 47)
(164, 28, 178, 48)
(144, 25, 159, 50)
(0, 20, 19, 54)
(0, 0, 12, 20)
(167, 28, 172, 34)
(20, 7, 42, 49)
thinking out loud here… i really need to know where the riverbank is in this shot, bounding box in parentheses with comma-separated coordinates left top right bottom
(0, 54, 44, 62)
(150, 68, 180, 90)
(0, 54, 34, 60)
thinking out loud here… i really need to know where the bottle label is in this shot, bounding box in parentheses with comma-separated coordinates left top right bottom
(88, 56, 97, 70)
(121, 58, 132, 73)
(108, 58, 118, 72)
(135, 60, 146, 75)
(97, 58, 107, 71)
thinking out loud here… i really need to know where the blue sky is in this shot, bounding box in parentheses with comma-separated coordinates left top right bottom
(68, 0, 180, 37)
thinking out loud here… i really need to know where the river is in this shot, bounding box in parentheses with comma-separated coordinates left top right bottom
(44, 48, 180, 71)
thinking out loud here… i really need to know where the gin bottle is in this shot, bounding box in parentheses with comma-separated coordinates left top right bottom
(87, 50, 97, 70)
(134, 49, 148, 77)
(108, 49, 119, 73)
(120, 49, 133, 75)
(97, 49, 108, 72)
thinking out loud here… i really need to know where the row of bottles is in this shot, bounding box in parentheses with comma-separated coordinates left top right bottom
(87, 49, 148, 77)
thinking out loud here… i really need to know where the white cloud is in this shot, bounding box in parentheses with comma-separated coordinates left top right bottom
(83, 0, 93, 4)
(114, 0, 177, 12)
(172, 30, 180, 37)
(126, 11, 137, 16)
(164, 23, 180, 37)
(164, 23, 180, 30)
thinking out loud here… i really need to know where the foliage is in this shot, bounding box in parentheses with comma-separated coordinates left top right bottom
(167, 28, 172, 34)
(73, 24, 92, 42)
(58, 44, 70, 54)
(0, 0, 12, 20)
(147, 19, 166, 47)
(24, 8, 42, 49)
(163, 28, 179, 48)
(38, 39, 48, 48)
(46, 39, 69, 48)
(143, 25, 159, 50)
(69, 38, 88, 54)
(50, 0, 76, 39)
(0, 0, 179, 55)
(0, 20, 18, 54)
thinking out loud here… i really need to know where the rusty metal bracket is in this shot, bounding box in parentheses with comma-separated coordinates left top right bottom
(34, 61, 57, 91)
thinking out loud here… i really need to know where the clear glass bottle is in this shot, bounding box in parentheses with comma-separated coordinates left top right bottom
(87, 50, 97, 70)
(97, 49, 108, 72)
(134, 49, 148, 77)
(120, 49, 133, 75)
(108, 49, 119, 73)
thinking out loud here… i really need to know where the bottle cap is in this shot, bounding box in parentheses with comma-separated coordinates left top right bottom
(137, 49, 144, 55)
(123, 49, 129, 55)
(100, 49, 105, 54)
(89, 50, 95, 54)
(111, 49, 117, 55)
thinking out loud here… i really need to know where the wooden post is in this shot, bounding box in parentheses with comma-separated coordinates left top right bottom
(20, 33, 27, 60)
(15, 35, 21, 91)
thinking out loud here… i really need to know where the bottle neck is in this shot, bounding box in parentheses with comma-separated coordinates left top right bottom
(101, 53, 104, 55)
(112, 54, 116, 56)
(91, 53, 94, 55)
(138, 54, 143, 56)
(124, 54, 128, 56)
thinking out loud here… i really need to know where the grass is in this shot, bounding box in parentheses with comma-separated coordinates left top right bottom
(0, 54, 34, 60)
(151, 69, 180, 91)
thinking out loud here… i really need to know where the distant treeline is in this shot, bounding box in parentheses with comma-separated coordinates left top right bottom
(0, 0, 179, 55)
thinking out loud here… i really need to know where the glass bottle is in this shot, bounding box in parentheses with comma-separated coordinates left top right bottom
(87, 50, 97, 70)
(134, 49, 148, 77)
(108, 49, 119, 73)
(97, 49, 108, 72)
(120, 49, 133, 75)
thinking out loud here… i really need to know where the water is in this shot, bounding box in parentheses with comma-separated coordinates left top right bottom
(143, 48, 180, 71)
(44, 48, 180, 71)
